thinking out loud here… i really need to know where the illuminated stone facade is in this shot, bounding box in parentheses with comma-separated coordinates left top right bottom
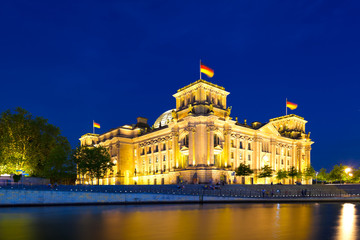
(79, 80, 313, 185)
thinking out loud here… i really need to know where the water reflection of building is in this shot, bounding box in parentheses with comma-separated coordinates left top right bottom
(79, 80, 313, 185)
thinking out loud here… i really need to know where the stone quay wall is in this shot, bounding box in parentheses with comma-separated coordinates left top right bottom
(1, 188, 360, 206)
(0, 189, 204, 206)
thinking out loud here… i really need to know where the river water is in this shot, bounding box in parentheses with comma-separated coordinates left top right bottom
(0, 203, 359, 240)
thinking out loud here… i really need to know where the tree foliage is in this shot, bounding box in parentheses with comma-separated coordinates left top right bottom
(303, 166, 316, 181)
(258, 165, 273, 179)
(287, 166, 300, 184)
(329, 164, 346, 183)
(317, 168, 328, 183)
(235, 163, 253, 177)
(0, 107, 70, 176)
(276, 169, 288, 182)
(43, 145, 76, 184)
(72, 145, 115, 185)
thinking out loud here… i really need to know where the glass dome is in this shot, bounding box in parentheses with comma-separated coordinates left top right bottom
(154, 109, 175, 129)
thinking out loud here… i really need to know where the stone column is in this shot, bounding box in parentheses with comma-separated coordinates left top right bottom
(254, 136, 261, 170)
(188, 127, 194, 166)
(223, 129, 231, 168)
(305, 145, 312, 184)
(172, 131, 179, 168)
(208, 126, 215, 165)
(270, 139, 276, 171)
(291, 144, 297, 168)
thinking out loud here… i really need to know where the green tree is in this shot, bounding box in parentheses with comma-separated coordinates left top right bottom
(258, 165, 273, 183)
(317, 168, 328, 184)
(350, 168, 360, 183)
(235, 163, 253, 177)
(43, 145, 76, 184)
(276, 169, 288, 183)
(73, 145, 115, 185)
(329, 164, 346, 183)
(287, 166, 300, 184)
(0, 107, 70, 176)
(303, 166, 316, 182)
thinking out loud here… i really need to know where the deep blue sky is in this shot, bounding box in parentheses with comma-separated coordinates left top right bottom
(1, 1, 359, 171)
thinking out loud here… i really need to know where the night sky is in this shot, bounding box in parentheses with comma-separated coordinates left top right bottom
(1, 1, 359, 171)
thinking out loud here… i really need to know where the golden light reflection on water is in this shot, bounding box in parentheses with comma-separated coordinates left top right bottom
(0, 203, 358, 240)
(93, 204, 314, 240)
(0, 213, 35, 240)
(336, 203, 357, 240)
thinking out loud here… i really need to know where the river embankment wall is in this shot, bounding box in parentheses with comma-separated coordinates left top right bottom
(1, 189, 360, 206)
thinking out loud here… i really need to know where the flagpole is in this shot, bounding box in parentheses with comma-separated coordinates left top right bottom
(286, 98, 287, 116)
(200, 59, 201, 80)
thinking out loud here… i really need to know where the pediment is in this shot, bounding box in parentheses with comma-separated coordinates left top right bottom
(258, 123, 280, 136)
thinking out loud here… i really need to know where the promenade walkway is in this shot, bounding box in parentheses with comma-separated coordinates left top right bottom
(1, 183, 358, 199)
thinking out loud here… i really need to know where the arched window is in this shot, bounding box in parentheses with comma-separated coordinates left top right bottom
(183, 135, 189, 147)
(214, 134, 220, 146)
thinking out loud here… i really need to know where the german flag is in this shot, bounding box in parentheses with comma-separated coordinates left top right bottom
(200, 63, 214, 78)
(93, 121, 100, 129)
(286, 101, 298, 110)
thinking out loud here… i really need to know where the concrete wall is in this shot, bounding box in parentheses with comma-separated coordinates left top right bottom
(0, 190, 201, 206)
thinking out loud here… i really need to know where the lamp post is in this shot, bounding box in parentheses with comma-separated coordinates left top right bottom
(316, 171, 318, 185)
(345, 167, 352, 184)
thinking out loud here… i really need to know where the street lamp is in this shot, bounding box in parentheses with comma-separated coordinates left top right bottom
(316, 171, 319, 184)
(345, 167, 352, 184)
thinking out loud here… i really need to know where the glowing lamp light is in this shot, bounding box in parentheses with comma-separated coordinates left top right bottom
(345, 168, 352, 174)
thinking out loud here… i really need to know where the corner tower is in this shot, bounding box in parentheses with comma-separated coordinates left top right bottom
(172, 80, 230, 120)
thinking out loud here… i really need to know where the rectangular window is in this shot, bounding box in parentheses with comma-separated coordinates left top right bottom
(231, 152, 234, 159)
(231, 140, 235, 148)
(239, 153, 243, 160)
(239, 141, 243, 149)
(149, 157, 152, 164)
(248, 143, 251, 150)
(248, 155, 251, 161)
(163, 155, 166, 161)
